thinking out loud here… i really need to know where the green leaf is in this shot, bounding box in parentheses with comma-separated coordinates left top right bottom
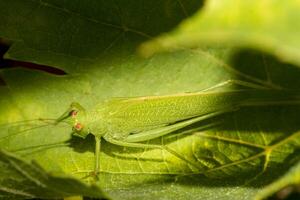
(255, 160, 300, 200)
(140, 0, 300, 67)
(0, 1, 300, 200)
(0, 149, 107, 199)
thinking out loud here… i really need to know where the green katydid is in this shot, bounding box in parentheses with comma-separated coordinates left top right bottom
(50, 86, 300, 176)
(1, 81, 300, 177)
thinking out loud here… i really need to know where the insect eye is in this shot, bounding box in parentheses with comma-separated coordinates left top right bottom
(70, 110, 78, 118)
(74, 123, 83, 131)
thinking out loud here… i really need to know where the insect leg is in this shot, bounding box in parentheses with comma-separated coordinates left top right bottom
(103, 135, 203, 171)
(124, 108, 237, 143)
(94, 136, 101, 175)
(85, 136, 101, 180)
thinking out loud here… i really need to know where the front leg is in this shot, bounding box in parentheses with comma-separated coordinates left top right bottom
(94, 136, 101, 176)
